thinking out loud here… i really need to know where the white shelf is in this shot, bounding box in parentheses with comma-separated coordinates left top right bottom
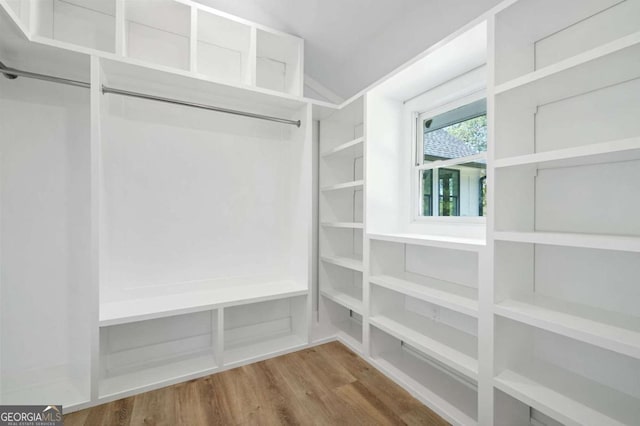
(494, 136, 640, 169)
(495, 31, 640, 105)
(100, 278, 307, 326)
(321, 137, 364, 158)
(224, 333, 306, 367)
(334, 317, 363, 351)
(320, 287, 363, 314)
(321, 222, 364, 229)
(371, 349, 477, 426)
(100, 350, 218, 398)
(370, 311, 478, 380)
(493, 231, 640, 252)
(494, 360, 640, 426)
(370, 274, 478, 318)
(320, 180, 364, 192)
(368, 232, 485, 252)
(320, 255, 363, 272)
(99, 56, 306, 117)
(495, 296, 640, 360)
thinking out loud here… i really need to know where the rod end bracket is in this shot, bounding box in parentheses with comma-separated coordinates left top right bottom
(0, 61, 18, 80)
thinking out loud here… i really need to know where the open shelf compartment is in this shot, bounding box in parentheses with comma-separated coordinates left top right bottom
(321, 136, 364, 158)
(125, 0, 191, 70)
(369, 238, 478, 317)
(99, 310, 219, 398)
(320, 297, 363, 351)
(223, 295, 308, 366)
(319, 96, 364, 151)
(370, 326, 478, 426)
(3, 0, 30, 32)
(255, 28, 303, 96)
(320, 185, 363, 226)
(196, 8, 252, 84)
(494, 317, 640, 426)
(494, 43, 640, 161)
(319, 258, 363, 314)
(494, 0, 640, 86)
(495, 119, 640, 238)
(494, 241, 640, 359)
(370, 284, 478, 380)
(319, 223, 363, 273)
(31, 0, 116, 53)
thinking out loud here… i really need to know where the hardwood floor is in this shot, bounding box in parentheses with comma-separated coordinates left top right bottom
(65, 341, 449, 425)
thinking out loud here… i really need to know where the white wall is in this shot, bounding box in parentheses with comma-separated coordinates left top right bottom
(0, 76, 91, 399)
(100, 95, 307, 295)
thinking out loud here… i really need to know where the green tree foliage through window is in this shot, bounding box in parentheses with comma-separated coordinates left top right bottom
(444, 115, 487, 153)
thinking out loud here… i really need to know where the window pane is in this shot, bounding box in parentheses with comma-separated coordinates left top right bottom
(419, 162, 486, 217)
(423, 99, 487, 162)
(421, 169, 432, 216)
(439, 168, 460, 216)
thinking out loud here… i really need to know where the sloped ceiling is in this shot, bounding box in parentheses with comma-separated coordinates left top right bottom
(194, 0, 503, 100)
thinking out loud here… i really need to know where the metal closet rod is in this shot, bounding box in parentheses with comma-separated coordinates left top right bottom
(0, 62, 301, 127)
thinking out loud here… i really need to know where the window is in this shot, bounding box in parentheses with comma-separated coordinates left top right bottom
(415, 97, 487, 218)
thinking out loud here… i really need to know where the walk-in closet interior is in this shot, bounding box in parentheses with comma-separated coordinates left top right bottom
(0, 0, 638, 424)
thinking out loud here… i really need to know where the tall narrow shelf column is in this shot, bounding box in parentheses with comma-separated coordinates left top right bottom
(318, 96, 366, 352)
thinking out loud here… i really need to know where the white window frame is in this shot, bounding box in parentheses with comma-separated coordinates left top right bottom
(411, 90, 487, 223)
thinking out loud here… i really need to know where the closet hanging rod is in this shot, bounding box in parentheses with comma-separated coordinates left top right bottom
(101, 86, 302, 127)
(0, 61, 301, 127)
(0, 60, 90, 88)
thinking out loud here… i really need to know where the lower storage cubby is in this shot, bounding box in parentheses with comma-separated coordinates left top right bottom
(494, 317, 640, 426)
(370, 284, 478, 380)
(370, 326, 478, 426)
(99, 311, 219, 397)
(223, 296, 308, 366)
(494, 388, 563, 426)
(319, 260, 363, 314)
(320, 296, 363, 350)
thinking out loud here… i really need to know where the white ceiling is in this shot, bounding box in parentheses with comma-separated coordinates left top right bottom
(194, 0, 502, 100)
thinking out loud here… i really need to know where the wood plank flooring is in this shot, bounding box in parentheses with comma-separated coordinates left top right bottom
(64, 341, 449, 425)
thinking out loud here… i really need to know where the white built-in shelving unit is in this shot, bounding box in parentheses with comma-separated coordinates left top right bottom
(0, 0, 311, 412)
(2, 0, 639, 423)
(490, 0, 640, 424)
(3, 0, 303, 97)
(315, 1, 640, 423)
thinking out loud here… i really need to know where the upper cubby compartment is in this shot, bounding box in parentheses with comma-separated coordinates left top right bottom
(256, 28, 303, 96)
(196, 9, 252, 84)
(31, 0, 116, 52)
(494, 0, 640, 86)
(4, 0, 31, 33)
(1, 0, 305, 97)
(125, 0, 191, 70)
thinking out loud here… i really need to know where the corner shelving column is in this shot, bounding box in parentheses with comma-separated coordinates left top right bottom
(491, 1, 640, 424)
(367, 235, 482, 425)
(318, 96, 366, 352)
